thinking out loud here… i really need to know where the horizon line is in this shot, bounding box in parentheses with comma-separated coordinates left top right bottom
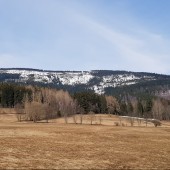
(0, 67, 168, 75)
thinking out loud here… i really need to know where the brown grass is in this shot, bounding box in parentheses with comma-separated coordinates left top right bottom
(0, 114, 170, 169)
(0, 108, 18, 114)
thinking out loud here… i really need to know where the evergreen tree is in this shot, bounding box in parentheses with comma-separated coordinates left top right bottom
(119, 102, 127, 115)
(137, 100, 144, 117)
(127, 101, 133, 115)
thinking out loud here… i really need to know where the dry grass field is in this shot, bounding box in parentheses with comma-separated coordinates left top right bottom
(0, 114, 170, 169)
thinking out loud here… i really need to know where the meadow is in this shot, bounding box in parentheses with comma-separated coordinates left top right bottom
(0, 114, 170, 169)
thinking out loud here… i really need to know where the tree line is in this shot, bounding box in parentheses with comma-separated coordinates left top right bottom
(0, 83, 170, 122)
(0, 83, 32, 108)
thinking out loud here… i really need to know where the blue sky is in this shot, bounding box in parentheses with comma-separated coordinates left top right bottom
(0, 0, 170, 74)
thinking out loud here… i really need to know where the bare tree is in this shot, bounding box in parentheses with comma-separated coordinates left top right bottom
(59, 102, 68, 124)
(79, 113, 83, 124)
(128, 117, 135, 126)
(98, 115, 102, 125)
(88, 111, 96, 125)
(24, 102, 46, 122)
(106, 96, 120, 115)
(164, 105, 170, 120)
(22, 87, 83, 123)
(152, 99, 164, 120)
(15, 103, 24, 122)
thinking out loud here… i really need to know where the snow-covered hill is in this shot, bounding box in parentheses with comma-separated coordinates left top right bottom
(0, 68, 168, 94)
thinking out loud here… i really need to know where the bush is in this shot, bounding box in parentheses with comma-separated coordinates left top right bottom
(114, 122, 119, 126)
(57, 111, 61, 117)
(121, 123, 125, 127)
(151, 120, 161, 127)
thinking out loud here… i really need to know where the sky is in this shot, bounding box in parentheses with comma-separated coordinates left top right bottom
(0, 0, 170, 74)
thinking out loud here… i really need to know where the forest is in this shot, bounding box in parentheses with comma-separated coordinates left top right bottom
(0, 83, 170, 122)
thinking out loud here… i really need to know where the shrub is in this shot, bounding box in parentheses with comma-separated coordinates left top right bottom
(151, 120, 161, 127)
(121, 123, 125, 127)
(114, 122, 119, 126)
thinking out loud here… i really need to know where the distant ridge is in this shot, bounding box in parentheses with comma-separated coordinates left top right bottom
(0, 68, 169, 75)
(0, 68, 170, 95)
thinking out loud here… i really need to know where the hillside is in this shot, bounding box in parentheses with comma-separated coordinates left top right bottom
(1, 68, 170, 95)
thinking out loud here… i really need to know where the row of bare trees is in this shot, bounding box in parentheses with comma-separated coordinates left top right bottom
(70, 111, 102, 125)
(15, 87, 121, 123)
(21, 90, 120, 123)
(17, 87, 83, 123)
(152, 98, 170, 120)
(15, 85, 170, 123)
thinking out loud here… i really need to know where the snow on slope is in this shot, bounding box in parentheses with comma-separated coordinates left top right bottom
(4, 69, 94, 85)
(57, 72, 93, 85)
(0, 69, 156, 94)
(91, 74, 140, 94)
